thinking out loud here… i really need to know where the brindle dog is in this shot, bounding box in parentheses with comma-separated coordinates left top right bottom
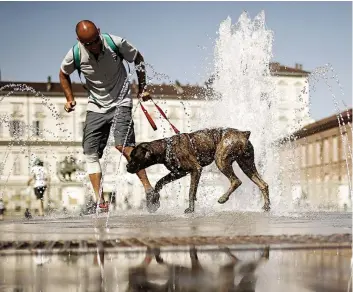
(126, 128, 270, 213)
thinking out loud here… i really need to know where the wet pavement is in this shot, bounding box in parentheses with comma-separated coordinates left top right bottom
(0, 211, 351, 241)
(0, 211, 351, 291)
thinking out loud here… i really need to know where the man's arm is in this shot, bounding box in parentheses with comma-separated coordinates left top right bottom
(134, 51, 147, 94)
(59, 70, 75, 103)
(109, 35, 151, 101)
(134, 51, 151, 101)
(60, 49, 77, 112)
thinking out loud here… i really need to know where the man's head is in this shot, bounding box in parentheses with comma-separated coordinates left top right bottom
(126, 143, 156, 174)
(76, 20, 102, 55)
(33, 158, 43, 167)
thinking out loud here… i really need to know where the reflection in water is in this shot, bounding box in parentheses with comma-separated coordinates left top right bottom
(125, 246, 269, 292)
(0, 246, 351, 292)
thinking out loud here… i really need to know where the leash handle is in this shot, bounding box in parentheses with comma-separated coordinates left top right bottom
(140, 102, 157, 131)
(151, 100, 180, 134)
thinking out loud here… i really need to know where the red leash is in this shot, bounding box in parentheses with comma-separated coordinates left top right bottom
(139, 97, 180, 134)
(139, 103, 157, 131)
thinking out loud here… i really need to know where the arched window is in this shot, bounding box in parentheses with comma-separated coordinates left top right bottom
(277, 80, 288, 101)
(294, 82, 304, 101)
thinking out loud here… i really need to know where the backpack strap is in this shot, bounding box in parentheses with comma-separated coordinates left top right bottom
(72, 43, 81, 77)
(72, 43, 90, 96)
(102, 33, 130, 73)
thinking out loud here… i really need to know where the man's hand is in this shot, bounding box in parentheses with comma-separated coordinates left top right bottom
(138, 91, 152, 102)
(64, 100, 77, 113)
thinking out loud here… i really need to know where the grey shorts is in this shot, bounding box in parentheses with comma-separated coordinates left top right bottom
(82, 106, 136, 158)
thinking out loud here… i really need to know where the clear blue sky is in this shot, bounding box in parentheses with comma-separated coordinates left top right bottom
(0, 1, 351, 120)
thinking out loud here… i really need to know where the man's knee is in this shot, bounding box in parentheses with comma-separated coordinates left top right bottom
(85, 153, 102, 174)
(115, 145, 133, 154)
(115, 145, 124, 152)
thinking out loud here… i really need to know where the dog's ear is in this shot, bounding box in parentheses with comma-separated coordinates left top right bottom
(144, 150, 151, 160)
(140, 143, 152, 156)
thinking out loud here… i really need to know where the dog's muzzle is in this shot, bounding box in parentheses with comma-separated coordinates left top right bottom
(126, 163, 138, 174)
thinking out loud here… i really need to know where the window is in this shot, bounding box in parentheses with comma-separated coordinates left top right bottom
(10, 120, 24, 137)
(332, 136, 338, 162)
(34, 103, 44, 113)
(13, 154, 21, 175)
(315, 142, 321, 165)
(294, 82, 304, 100)
(308, 143, 313, 166)
(12, 102, 23, 112)
(301, 145, 306, 167)
(32, 120, 43, 137)
(341, 133, 349, 160)
(279, 115, 288, 125)
(323, 139, 330, 163)
(277, 80, 288, 104)
(295, 146, 301, 165)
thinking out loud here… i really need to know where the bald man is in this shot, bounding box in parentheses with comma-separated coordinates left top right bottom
(59, 20, 160, 213)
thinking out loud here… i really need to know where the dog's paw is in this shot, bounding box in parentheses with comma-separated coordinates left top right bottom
(147, 200, 160, 213)
(184, 207, 194, 214)
(217, 195, 229, 204)
(262, 204, 270, 212)
(146, 190, 161, 213)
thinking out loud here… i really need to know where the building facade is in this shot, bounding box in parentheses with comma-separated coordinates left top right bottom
(0, 62, 314, 213)
(278, 109, 352, 210)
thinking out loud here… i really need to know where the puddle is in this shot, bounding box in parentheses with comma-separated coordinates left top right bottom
(0, 245, 351, 291)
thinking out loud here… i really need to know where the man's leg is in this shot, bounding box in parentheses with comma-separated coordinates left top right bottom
(34, 187, 44, 216)
(82, 111, 111, 206)
(38, 199, 44, 216)
(88, 171, 103, 203)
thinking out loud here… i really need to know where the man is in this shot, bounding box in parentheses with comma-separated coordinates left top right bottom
(59, 20, 159, 213)
(27, 158, 49, 217)
(0, 199, 5, 221)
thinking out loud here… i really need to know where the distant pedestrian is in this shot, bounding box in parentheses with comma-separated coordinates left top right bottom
(0, 199, 5, 221)
(27, 158, 50, 217)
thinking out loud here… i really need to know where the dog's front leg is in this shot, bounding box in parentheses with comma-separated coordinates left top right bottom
(184, 167, 202, 214)
(155, 171, 188, 193)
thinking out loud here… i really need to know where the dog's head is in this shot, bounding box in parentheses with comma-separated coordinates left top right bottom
(126, 143, 156, 174)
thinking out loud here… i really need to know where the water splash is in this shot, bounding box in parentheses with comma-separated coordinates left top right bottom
(192, 12, 286, 211)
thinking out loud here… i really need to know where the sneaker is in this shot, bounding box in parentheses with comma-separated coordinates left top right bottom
(97, 202, 109, 213)
(146, 189, 160, 213)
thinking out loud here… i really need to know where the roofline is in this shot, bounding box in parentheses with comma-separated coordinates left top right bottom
(270, 71, 310, 77)
(277, 108, 352, 144)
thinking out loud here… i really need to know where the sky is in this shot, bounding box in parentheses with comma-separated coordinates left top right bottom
(0, 1, 351, 120)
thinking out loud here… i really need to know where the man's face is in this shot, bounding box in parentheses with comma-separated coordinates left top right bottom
(78, 28, 102, 55)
